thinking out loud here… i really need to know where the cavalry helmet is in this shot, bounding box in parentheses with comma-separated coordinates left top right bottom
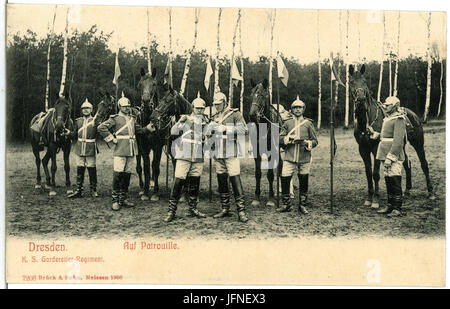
(213, 92, 227, 105)
(118, 92, 131, 107)
(192, 92, 206, 108)
(291, 95, 306, 109)
(383, 96, 400, 107)
(81, 98, 93, 109)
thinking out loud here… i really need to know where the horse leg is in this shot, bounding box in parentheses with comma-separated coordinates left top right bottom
(266, 165, 276, 207)
(63, 145, 72, 194)
(141, 152, 151, 201)
(42, 148, 52, 190)
(32, 145, 42, 189)
(412, 142, 435, 200)
(150, 146, 162, 201)
(252, 156, 262, 207)
(49, 146, 57, 196)
(359, 145, 374, 207)
(371, 148, 381, 209)
(403, 149, 412, 197)
(136, 154, 144, 195)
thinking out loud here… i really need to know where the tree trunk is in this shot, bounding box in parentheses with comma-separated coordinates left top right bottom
(239, 15, 244, 113)
(229, 9, 241, 107)
(344, 10, 349, 128)
(45, 5, 57, 111)
(424, 12, 432, 122)
(393, 11, 400, 97)
(437, 59, 443, 117)
(389, 56, 392, 96)
(147, 8, 151, 73)
(214, 8, 222, 93)
(377, 12, 386, 102)
(268, 9, 276, 105)
(335, 11, 341, 113)
(168, 8, 173, 88)
(59, 7, 69, 97)
(181, 8, 200, 96)
(317, 10, 322, 129)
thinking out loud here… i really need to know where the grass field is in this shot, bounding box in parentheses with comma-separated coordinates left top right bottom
(5, 123, 446, 239)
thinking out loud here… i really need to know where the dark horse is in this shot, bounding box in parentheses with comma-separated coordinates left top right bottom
(30, 95, 73, 196)
(346, 64, 435, 207)
(248, 79, 285, 207)
(146, 85, 193, 200)
(30, 92, 115, 196)
(135, 67, 159, 201)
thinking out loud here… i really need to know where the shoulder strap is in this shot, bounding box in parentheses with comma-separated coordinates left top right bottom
(115, 116, 134, 136)
(287, 118, 309, 136)
(216, 109, 235, 124)
(78, 117, 95, 133)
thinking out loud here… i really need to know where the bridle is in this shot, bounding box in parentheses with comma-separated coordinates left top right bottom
(251, 87, 282, 129)
(352, 85, 384, 137)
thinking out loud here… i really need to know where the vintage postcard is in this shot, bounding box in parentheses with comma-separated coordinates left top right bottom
(4, 1, 446, 286)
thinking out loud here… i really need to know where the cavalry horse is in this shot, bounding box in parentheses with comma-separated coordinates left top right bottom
(345, 64, 435, 208)
(146, 85, 193, 200)
(135, 67, 159, 201)
(30, 92, 115, 196)
(248, 79, 285, 207)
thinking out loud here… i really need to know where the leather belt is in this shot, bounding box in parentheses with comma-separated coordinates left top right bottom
(116, 135, 136, 139)
(78, 138, 96, 143)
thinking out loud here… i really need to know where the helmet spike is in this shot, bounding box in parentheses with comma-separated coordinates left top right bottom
(121, 91, 125, 98)
(197, 91, 201, 99)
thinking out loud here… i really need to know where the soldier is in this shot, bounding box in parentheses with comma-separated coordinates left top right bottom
(376, 96, 406, 217)
(163, 93, 208, 223)
(98, 93, 151, 211)
(209, 92, 249, 223)
(68, 99, 99, 198)
(278, 96, 318, 214)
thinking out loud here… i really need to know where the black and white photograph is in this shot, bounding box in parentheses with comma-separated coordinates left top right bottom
(3, 0, 447, 286)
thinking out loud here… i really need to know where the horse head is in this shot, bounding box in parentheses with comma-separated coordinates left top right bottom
(95, 90, 115, 123)
(54, 95, 71, 135)
(249, 78, 270, 124)
(138, 67, 158, 109)
(147, 85, 192, 132)
(348, 64, 371, 133)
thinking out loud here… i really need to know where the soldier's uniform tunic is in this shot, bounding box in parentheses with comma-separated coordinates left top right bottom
(280, 116, 318, 176)
(210, 106, 247, 176)
(73, 115, 98, 167)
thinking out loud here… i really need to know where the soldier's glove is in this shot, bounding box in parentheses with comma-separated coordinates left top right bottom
(179, 115, 188, 123)
(303, 140, 313, 150)
(284, 136, 295, 145)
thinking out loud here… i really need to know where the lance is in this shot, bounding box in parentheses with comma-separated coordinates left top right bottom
(330, 54, 335, 214)
(166, 7, 173, 190)
(209, 73, 213, 202)
(276, 54, 280, 207)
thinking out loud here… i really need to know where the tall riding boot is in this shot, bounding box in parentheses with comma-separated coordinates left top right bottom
(111, 172, 121, 211)
(213, 173, 232, 218)
(164, 178, 186, 222)
(378, 177, 394, 214)
(277, 176, 292, 213)
(68, 166, 85, 198)
(298, 174, 309, 214)
(87, 167, 98, 197)
(388, 176, 403, 217)
(122, 173, 135, 208)
(230, 175, 249, 223)
(187, 176, 206, 218)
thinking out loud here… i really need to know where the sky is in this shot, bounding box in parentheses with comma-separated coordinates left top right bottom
(6, 2, 447, 64)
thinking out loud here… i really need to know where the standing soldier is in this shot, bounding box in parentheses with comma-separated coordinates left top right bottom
(209, 92, 249, 223)
(163, 93, 208, 223)
(68, 99, 99, 198)
(278, 96, 318, 214)
(98, 93, 151, 211)
(376, 96, 406, 217)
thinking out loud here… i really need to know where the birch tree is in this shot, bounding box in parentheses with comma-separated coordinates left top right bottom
(269, 9, 276, 105)
(344, 10, 349, 128)
(335, 11, 341, 110)
(45, 5, 57, 111)
(59, 7, 70, 98)
(393, 11, 400, 97)
(180, 8, 200, 96)
(168, 8, 173, 88)
(228, 9, 241, 105)
(377, 11, 386, 102)
(317, 10, 322, 129)
(239, 13, 244, 113)
(214, 8, 222, 93)
(146, 8, 151, 73)
(423, 12, 432, 122)
(437, 14, 445, 117)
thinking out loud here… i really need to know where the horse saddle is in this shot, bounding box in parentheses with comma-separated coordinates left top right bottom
(30, 109, 54, 134)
